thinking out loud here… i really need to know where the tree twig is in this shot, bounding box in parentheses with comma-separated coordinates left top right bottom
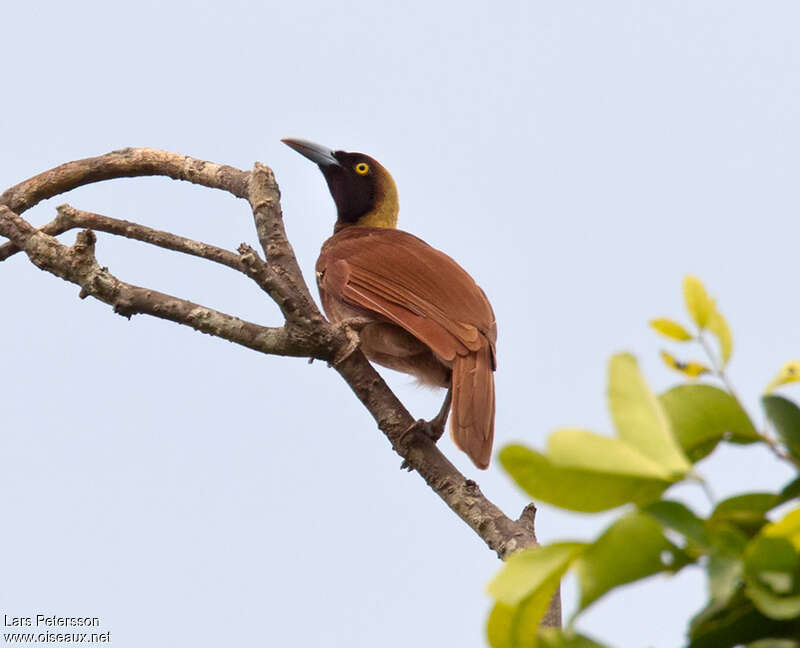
(0, 205, 305, 358)
(698, 331, 800, 469)
(248, 163, 316, 304)
(60, 204, 244, 270)
(0, 147, 250, 215)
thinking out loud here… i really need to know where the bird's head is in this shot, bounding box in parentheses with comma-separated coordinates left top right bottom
(282, 138, 399, 232)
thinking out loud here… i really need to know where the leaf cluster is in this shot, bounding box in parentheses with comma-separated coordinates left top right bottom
(487, 277, 800, 647)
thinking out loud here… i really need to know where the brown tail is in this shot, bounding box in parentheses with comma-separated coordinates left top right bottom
(450, 343, 495, 469)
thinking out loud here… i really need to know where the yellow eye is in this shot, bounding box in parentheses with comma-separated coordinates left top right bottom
(355, 162, 370, 175)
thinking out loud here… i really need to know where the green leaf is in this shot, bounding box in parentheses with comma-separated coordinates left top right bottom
(487, 581, 560, 648)
(765, 361, 800, 394)
(499, 444, 671, 513)
(510, 577, 562, 646)
(686, 554, 745, 646)
(546, 428, 675, 480)
(684, 275, 714, 329)
(487, 544, 582, 648)
(711, 494, 780, 537)
(714, 494, 781, 521)
(744, 536, 800, 619)
(486, 603, 514, 648)
(650, 318, 693, 341)
(488, 543, 585, 606)
(708, 554, 743, 606)
(708, 309, 733, 365)
(487, 599, 547, 648)
(660, 384, 759, 462)
(778, 477, 800, 505)
(689, 587, 800, 648)
(500, 354, 694, 513)
(763, 395, 800, 460)
(608, 353, 691, 475)
(575, 512, 688, 612)
(707, 523, 750, 557)
(747, 640, 800, 648)
(536, 628, 610, 648)
(644, 499, 710, 549)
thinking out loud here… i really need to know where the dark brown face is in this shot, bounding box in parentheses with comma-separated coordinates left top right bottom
(282, 138, 396, 229)
(321, 151, 379, 224)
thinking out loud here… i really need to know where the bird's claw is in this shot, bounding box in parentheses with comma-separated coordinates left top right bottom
(399, 418, 444, 470)
(426, 413, 447, 443)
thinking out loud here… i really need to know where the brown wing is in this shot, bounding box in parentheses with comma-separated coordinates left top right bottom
(316, 227, 497, 367)
(317, 227, 497, 469)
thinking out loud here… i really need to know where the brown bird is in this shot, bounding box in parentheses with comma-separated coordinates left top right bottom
(282, 138, 497, 469)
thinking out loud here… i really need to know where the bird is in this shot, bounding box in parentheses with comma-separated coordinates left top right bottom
(282, 138, 497, 469)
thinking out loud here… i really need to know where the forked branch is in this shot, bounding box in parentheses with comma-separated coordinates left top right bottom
(0, 148, 559, 628)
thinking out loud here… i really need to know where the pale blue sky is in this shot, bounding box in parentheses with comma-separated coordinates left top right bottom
(3, 2, 799, 646)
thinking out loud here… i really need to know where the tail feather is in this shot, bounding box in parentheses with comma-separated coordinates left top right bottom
(450, 343, 495, 469)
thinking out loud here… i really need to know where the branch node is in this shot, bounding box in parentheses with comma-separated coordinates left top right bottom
(464, 479, 481, 496)
(237, 242, 255, 258)
(113, 298, 136, 319)
(237, 243, 270, 277)
(518, 503, 537, 529)
(252, 199, 274, 212)
(74, 228, 96, 253)
(55, 204, 75, 227)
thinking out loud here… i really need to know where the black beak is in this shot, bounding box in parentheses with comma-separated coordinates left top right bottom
(281, 138, 340, 167)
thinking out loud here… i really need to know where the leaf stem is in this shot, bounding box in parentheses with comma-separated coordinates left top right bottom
(696, 475, 716, 507)
(697, 333, 737, 398)
(757, 430, 800, 468)
(697, 333, 800, 470)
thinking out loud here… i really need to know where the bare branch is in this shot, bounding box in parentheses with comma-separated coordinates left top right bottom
(0, 205, 307, 358)
(331, 350, 539, 558)
(0, 149, 560, 629)
(0, 205, 298, 326)
(0, 209, 73, 261)
(72, 205, 244, 268)
(1, 148, 250, 215)
(0, 148, 251, 257)
(247, 163, 320, 322)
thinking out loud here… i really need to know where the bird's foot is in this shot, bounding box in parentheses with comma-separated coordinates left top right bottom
(427, 410, 448, 443)
(329, 317, 372, 366)
(399, 418, 442, 470)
